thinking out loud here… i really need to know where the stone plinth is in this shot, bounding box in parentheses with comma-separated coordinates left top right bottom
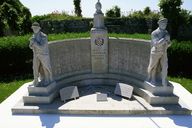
(23, 81, 57, 104)
(91, 29, 108, 73)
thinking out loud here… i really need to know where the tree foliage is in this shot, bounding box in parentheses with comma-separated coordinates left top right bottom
(159, 0, 183, 38)
(0, 0, 32, 36)
(73, 0, 82, 17)
(127, 7, 160, 19)
(105, 6, 121, 18)
(143, 7, 151, 15)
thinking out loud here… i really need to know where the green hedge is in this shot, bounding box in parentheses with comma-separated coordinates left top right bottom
(168, 40, 192, 77)
(0, 35, 32, 75)
(0, 33, 191, 78)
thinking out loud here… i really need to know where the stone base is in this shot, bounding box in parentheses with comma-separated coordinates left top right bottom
(143, 81, 174, 95)
(23, 81, 57, 104)
(23, 91, 58, 104)
(28, 81, 57, 95)
(12, 84, 192, 115)
(134, 81, 179, 105)
(12, 95, 191, 115)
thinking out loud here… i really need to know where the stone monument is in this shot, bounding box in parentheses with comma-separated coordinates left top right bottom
(22, 22, 57, 104)
(29, 22, 53, 86)
(91, 0, 108, 73)
(13, 1, 192, 115)
(147, 18, 171, 86)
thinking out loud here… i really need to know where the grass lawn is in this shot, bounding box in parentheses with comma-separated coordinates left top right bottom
(168, 76, 192, 93)
(0, 79, 32, 103)
(0, 75, 32, 103)
(48, 32, 151, 41)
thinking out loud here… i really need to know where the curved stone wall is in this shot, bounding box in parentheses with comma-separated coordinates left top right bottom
(49, 38, 151, 84)
(49, 38, 91, 80)
(109, 38, 150, 80)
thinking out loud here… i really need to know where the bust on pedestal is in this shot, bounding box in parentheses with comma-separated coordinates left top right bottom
(91, 0, 108, 73)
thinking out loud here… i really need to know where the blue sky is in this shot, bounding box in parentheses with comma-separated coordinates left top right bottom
(20, 0, 192, 17)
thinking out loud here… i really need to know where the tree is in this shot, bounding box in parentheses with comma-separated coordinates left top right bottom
(73, 0, 82, 17)
(159, 0, 183, 38)
(143, 7, 151, 15)
(19, 6, 32, 34)
(0, 0, 32, 36)
(106, 6, 121, 18)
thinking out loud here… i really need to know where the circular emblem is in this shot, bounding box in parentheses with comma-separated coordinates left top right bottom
(95, 38, 104, 46)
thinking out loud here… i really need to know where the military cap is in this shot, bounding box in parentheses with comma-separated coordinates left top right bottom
(32, 22, 40, 27)
(158, 18, 168, 24)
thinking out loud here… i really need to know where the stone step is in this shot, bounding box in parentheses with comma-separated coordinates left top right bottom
(23, 91, 58, 104)
(142, 81, 174, 95)
(134, 87, 179, 105)
(28, 81, 56, 96)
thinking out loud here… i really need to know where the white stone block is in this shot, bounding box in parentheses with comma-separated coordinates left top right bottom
(60, 86, 79, 102)
(97, 93, 107, 102)
(114, 83, 134, 99)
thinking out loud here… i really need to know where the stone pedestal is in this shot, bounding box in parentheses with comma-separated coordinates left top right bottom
(91, 0, 108, 73)
(23, 81, 57, 104)
(134, 81, 179, 105)
(91, 29, 108, 73)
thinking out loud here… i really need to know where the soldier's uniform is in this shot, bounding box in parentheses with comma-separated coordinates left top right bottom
(147, 19, 171, 86)
(30, 31, 53, 85)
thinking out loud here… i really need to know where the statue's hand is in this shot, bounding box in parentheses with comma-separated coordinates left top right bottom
(165, 35, 170, 42)
(29, 40, 34, 49)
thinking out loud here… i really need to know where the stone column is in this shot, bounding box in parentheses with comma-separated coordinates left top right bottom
(91, 0, 108, 73)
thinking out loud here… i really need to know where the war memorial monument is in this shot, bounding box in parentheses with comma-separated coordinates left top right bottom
(12, 0, 192, 115)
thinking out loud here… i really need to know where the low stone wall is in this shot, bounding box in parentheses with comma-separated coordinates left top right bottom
(49, 38, 150, 82)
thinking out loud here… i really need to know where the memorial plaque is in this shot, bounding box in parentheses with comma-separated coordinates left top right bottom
(91, 29, 108, 73)
(114, 83, 134, 99)
(60, 86, 79, 102)
(97, 93, 108, 102)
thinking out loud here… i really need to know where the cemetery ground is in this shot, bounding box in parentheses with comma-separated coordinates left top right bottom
(0, 32, 192, 103)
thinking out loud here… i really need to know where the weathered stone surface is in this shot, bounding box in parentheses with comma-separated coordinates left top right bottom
(28, 81, 56, 95)
(23, 81, 57, 104)
(30, 23, 53, 86)
(91, 30, 108, 73)
(97, 93, 107, 101)
(59, 86, 79, 102)
(143, 81, 174, 95)
(134, 86, 179, 105)
(147, 18, 171, 86)
(49, 39, 91, 80)
(91, 2, 108, 74)
(12, 82, 192, 115)
(114, 83, 134, 99)
(48, 38, 150, 81)
(109, 38, 150, 80)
